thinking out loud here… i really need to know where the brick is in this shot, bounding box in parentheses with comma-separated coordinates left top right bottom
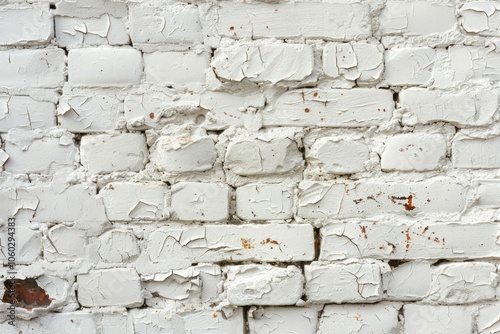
(0, 226, 41, 265)
(385, 47, 436, 85)
(381, 133, 447, 172)
(225, 264, 303, 306)
(100, 314, 128, 334)
(383, 262, 432, 301)
(318, 303, 400, 334)
(427, 262, 497, 304)
(0, 4, 53, 45)
(236, 184, 294, 220)
(152, 135, 216, 173)
(143, 51, 209, 86)
(0, 96, 56, 132)
(171, 182, 229, 221)
(144, 264, 221, 303)
(400, 88, 498, 127)
(449, 45, 500, 82)
(475, 179, 500, 207)
(225, 138, 303, 176)
(57, 94, 122, 133)
(51, 0, 128, 19)
(0, 312, 97, 334)
(202, 2, 371, 43)
(305, 262, 383, 303)
(146, 224, 314, 263)
(212, 44, 314, 84)
(476, 303, 500, 333)
(77, 268, 143, 307)
(262, 89, 393, 127)
(0, 49, 65, 89)
(97, 229, 140, 263)
(460, 2, 500, 36)
(129, 3, 202, 45)
(4, 133, 77, 175)
(307, 138, 369, 174)
(68, 48, 142, 87)
(403, 305, 473, 334)
(298, 178, 467, 219)
(80, 133, 148, 174)
(42, 225, 87, 262)
(380, 2, 456, 36)
(320, 222, 500, 260)
(0, 148, 8, 167)
(452, 135, 500, 169)
(323, 42, 384, 83)
(99, 182, 166, 221)
(0, 179, 107, 224)
(249, 307, 318, 334)
(55, 15, 129, 47)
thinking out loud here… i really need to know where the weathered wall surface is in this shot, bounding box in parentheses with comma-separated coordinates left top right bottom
(0, 0, 499, 333)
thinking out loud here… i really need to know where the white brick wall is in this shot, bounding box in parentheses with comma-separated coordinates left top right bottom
(1, 1, 499, 332)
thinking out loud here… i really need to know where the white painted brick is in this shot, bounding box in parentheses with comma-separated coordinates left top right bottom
(99, 182, 166, 221)
(212, 44, 313, 84)
(225, 264, 303, 306)
(380, 2, 456, 36)
(262, 89, 394, 127)
(449, 45, 500, 82)
(101, 314, 128, 334)
(318, 303, 400, 334)
(42, 225, 87, 262)
(0, 225, 41, 265)
(202, 2, 371, 43)
(323, 42, 384, 83)
(0, 4, 53, 45)
(305, 262, 383, 303)
(385, 47, 436, 86)
(4, 133, 77, 175)
(452, 135, 500, 169)
(383, 262, 432, 301)
(249, 307, 318, 334)
(171, 182, 229, 221)
(68, 48, 142, 87)
(129, 3, 202, 45)
(97, 229, 139, 263)
(476, 179, 500, 207)
(58, 94, 122, 133)
(307, 138, 369, 174)
(403, 305, 473, 334)
(144, 264, 221, 303)
(381, 133, 447, 172)
(0, 180, 107, 224)
(0, 96, 56, 132)
(143, 51, 209, 86)
(236, 184, 294, 220)
(55, 15, 129, 47)
(152, 135, 216, 173)
(77, 268, 143, 307)
(460, 2, 500, 36)
(80, 133, 148, 174)
(128, 308, 245, 334)
(476, 303, 500, 334)
(0, 312, 97, 334)
(400, 88, 498, 126)
(146, 224, 314, 263)
(0, 49, 65, 89)
(320, 222, 500, 260)
(51, 0, 128, 19)
(427, 262, 498, 304)
(225, 138, 303, 176)
(298, 178, 466, 219)
(0, 148, 8, 167)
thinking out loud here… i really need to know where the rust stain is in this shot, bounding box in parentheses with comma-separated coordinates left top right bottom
(301, 91, 305, 103)
(212, 313, 218, 318)
(2, 279, 51, 309)
(260, 238, 279, 245)
(313, 92, 319, 98)
(229, 26, 234, 30)
(360, 226, 368, 239)
(404, 194, 415, 211)
(149, 112, 155, 119)
(304, 108, 310, 113)
(240, 237, 254, 249)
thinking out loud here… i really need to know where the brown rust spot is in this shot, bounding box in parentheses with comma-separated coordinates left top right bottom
(213, 313, 218, 318)
(360, 226, 368, 239)
(240, 237, 254, 249)
(149, 112, 155, 119)
(2, 278, 51, 309)
(260, 238, 279, 245)
(229, 26, 234, 30)
(404, 194, 415, 211)
(313, 92, 319, 98)
(304, 108, 310, 113)
(301, 91, 305, 103)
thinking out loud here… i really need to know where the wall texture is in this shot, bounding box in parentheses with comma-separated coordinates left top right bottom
(0, 0, 500, 333)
